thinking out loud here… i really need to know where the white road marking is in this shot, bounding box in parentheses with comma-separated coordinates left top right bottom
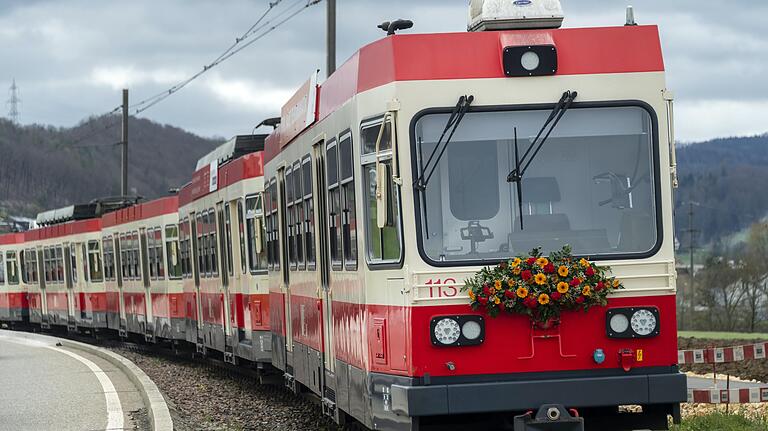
(0, 334, 125, 430)
(46, 346, 125, 431)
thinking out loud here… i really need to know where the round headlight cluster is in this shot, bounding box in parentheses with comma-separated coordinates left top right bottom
(461, 320, 482, 340)
(520, 51, 541, 71)
(630, 309, 657, 336)
(606, 307, 660, 338)
(434, 318, 461, 345)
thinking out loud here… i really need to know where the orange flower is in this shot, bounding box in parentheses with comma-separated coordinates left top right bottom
(534, 273, 547, 285)
(536, 257, 549, 268)
(494, 280, 502, 290)
(579, 258, 590, 268)
(557, 282, 569, 294)
(507, 279, 515, 287)
(582, 285, 592, 296)
(489, 287, 496, 295)
(468, 290, 476, 300)
(612, 279, 621, 288)
(558, 265, 569, 277)
(538, 293, 550, 305)
(516, 286, 529, 298)
(513, 266, 521, 275)
(493, 296, 501, 305)
(511, 257, 522, 268)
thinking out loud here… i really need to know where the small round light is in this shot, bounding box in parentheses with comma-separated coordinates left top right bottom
(521, 51, 540, 71)
(461, 320, 482, 340)
(609, 313, 630, 334)
(434, 318, 461, 345)
(631, 309, 657, 336)
(593, 349, 606, 364)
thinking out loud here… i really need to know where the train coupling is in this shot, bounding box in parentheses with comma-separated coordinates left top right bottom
(513, 404, 584, 431)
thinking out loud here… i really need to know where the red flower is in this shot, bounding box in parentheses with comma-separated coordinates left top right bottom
(585, 266, 595, 277)
(504, 290, 515, 299)
(483, 285, 491, 295)
(525, 297, 538, 309)
(526, 257, 537, 265)
(569, 278, 581, 287)
(575, 296, 585, 304)
(544, 263, 556, 274)
(478, 297, 489, 305)
(521, 270, 533, 281)
(596, 281, 605, 292)
(551, 291, 562, 301)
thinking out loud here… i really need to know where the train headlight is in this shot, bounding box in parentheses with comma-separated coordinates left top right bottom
(631, 309, 657, 336)
(430, 315, 485, 347)
(606, 307, 660, 338)
(433, 318, 461, 345)
(520, 51, 541, 71)
(503, 45, 558, 77)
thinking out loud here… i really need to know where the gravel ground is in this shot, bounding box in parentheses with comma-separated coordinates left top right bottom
(109, 347, 341, 431)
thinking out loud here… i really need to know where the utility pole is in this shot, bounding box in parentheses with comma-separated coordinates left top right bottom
(326, 0, 336, 77)
(121, 89, 129, 196)
(683, 201, 700, 330)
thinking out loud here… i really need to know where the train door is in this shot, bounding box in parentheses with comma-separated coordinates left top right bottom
(36, 248, 49, 328)
(140, 229, 154, 338)
(64, 243, 76, 330)
(216, 202, 234, 360)
(115, 234, 128, 336)
(191, 213, 205, 350)
(278, 169, 294, 370)
(315, 141, 337, 396)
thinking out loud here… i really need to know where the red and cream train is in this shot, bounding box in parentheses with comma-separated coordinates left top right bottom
(0, 2, 686, 430)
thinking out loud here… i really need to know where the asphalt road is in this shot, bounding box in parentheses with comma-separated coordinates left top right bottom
(0, 331, 145, 431)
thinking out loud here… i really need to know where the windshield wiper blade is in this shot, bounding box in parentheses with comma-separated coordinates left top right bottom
(415, 95, 474, 190)
(507, 90, 578, 230)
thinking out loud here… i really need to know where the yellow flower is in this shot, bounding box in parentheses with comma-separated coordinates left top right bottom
(516, 287, 529, 298)
(557, 282, 569, 294)
(538, 293, 550, 305)
(511, 257, 522, 267)
(558, 265, 569, 277)
(536, 257, 549, 268)
(493, 296, 501, 305)
(612, 279, 621, 288)
(513, 266, 521, 275)
(582, 285, 592, 296)
(580, 258, 590, 268)
(494, 280, 502, 290)
(468, 290, 476, 300)
(534, 273, 547, 285)
(507, 279, 515, 287)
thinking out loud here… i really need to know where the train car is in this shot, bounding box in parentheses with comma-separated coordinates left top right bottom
(24, 208, 104, 331)
(263, 1, 685, 430)
(101, 196, 183, 341)
(0, 232, 28, 326)
(178, 135, 270, 364)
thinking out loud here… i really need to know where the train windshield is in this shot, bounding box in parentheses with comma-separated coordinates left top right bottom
(413, 105, 658, 264)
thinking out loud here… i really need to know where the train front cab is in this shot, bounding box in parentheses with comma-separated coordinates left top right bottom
(0, 233, 29, 326)
(265, 21, 686, 431)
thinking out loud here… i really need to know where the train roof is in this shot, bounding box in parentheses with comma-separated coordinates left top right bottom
(0, 232, 25, 246)
(179, 152, 264, 207)
(195, 134, 267, 171)
(264, 25, 664, 162)
(24, 218, 102, 242)
(101, 196, 178, 229)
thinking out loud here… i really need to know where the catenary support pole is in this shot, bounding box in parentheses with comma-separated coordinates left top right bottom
(326, 0, 336, 77)
(121, 89, 128, 196)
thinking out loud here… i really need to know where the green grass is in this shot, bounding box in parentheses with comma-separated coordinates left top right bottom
(678, 331, 768, 340)
(672, 412, 768, 431)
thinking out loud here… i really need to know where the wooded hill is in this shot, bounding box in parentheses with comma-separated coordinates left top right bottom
(675, 134, 768, 249)
(0, 116, 219, 216)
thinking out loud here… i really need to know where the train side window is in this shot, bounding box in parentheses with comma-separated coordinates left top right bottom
(0, 251, 5, 284)
(286, 167, 297, 270)
(120, 235, 128, 280)
(87, 241, 103, 283)
(246, 194, 267, 274)
(68, 245, 77, 284)
(210, 209, 219, 276)
(326, 139, 343, 270)
(6, 251, 19, 285)
(339, 132, 358, 270)
(237, 200, 247, 274)
(148, 230, 158, 280)
(225, 205, 234, 277)
(103, 237, 115, 281)
(165, 225, 182, 280)
(361, 118, 402, 265)
(132, 232, 141, 280)
(179, 219, 190, 278)
(293, 161, 305, 270)
(302, 156, 316, 270)
(270, 179, 280, 272)
(56, 246, 64, 283)
(154, 228, 164, 279)
(196, 213, 205, 277)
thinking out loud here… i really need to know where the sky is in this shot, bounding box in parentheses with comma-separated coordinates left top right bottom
(1, 0, 767, 142)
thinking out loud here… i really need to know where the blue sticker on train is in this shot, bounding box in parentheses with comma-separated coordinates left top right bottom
(514, 0, 533, 5)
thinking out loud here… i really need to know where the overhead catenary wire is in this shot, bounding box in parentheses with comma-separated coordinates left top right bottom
(132, 0, 321, 115)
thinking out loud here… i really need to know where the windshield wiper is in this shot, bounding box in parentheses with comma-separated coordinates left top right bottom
(507, 90, 578, 230)
(415, 95, 474, 190)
